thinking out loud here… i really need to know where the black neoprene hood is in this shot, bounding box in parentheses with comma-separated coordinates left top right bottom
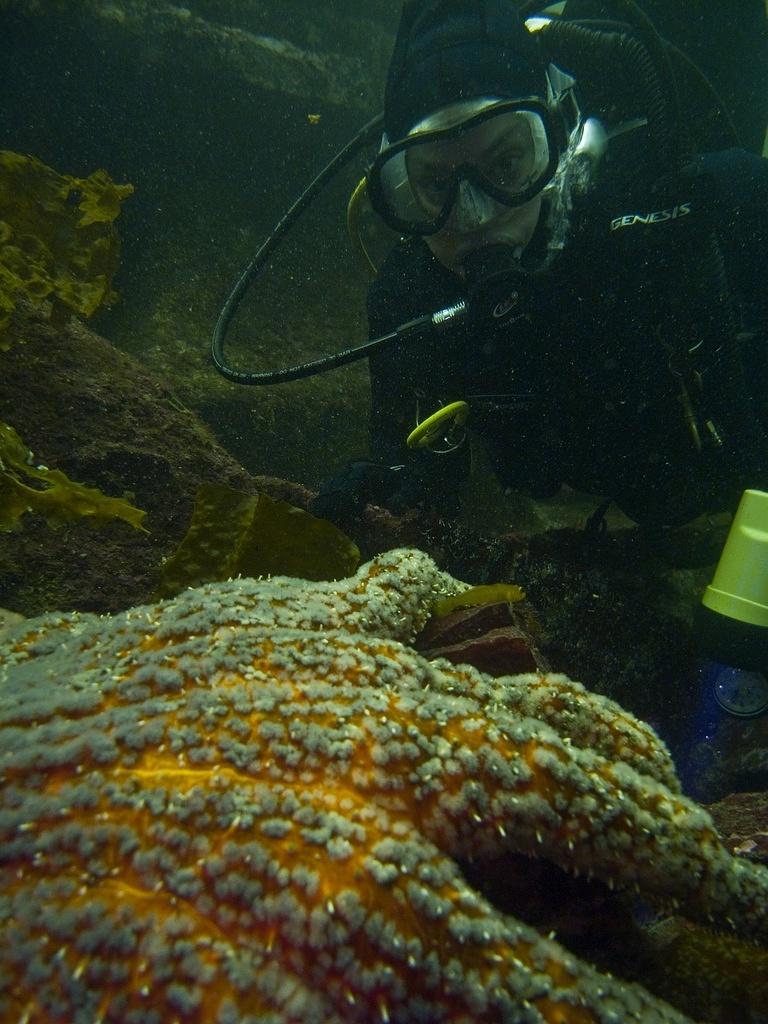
(384, 0, 549, 141)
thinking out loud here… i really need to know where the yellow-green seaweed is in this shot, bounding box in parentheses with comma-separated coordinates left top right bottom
(157, 482, 360, 597)
(433, 582, 526, 617)
(0, 420, 146, 532)
(0, 150, 133, 344)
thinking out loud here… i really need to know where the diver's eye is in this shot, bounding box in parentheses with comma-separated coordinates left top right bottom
(415, 173, 453, 206)
(488, 149, 527, 186)
(421, 173, 450, 194)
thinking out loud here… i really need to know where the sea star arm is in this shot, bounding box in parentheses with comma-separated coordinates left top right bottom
(427, 664, 682, 791)
(2, 548, 766, 1024)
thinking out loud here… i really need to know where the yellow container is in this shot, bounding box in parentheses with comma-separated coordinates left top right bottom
(702, 489, 768, 628)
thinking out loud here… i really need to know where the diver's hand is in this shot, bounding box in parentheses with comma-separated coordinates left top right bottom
(310, 461, 412, 527)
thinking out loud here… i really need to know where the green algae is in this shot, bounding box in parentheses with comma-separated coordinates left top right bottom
(433, 582, 526, 618)
(0, 420, 146, 532)
(157, 482, 360, 596)
(0, 150, 133, 345)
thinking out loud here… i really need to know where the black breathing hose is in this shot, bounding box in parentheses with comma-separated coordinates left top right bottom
(520, 0, 688, 164)
(538, 18, 675, 167)
(556, 17, 741, 150)
(211, 113, 383, 386)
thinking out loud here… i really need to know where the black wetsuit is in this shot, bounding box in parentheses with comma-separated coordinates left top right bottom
(365, 147, 768, 526)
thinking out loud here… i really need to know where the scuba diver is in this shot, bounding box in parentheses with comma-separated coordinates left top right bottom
(303, 0, 768, 532)
(211, 0, 768, 535)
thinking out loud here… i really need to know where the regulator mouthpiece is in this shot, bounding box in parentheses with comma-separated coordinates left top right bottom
(692, 489, 768, 675)
(463, 243, 529, 326)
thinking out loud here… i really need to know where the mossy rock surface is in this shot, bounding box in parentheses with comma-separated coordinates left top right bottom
(0, 302, 281, 615)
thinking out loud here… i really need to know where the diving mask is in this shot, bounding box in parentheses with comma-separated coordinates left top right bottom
(367, 97, 561, 236)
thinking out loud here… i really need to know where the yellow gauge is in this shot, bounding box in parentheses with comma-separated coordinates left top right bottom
(406, 400, 469, 450)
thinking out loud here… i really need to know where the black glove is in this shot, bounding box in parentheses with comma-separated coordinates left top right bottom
(310, 460, 418, 527)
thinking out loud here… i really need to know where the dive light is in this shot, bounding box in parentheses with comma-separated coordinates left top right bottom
(691, 489, 768, 717)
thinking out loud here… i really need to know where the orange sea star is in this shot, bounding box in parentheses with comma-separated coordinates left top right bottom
(1, 548, 766, 1023)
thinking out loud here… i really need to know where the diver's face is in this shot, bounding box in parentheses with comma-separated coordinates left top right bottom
(406, 113, 543, 275)
(425, 193, 542, 276)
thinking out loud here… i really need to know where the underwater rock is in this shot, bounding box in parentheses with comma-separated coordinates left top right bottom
(0, 0, 391, 110)
(687, 714, 768, 802)
(415, 598, 550, 676)
(640, 916, 768, 1024)
(2, 0, 384, 488)
(0, 300, 292, 615)
(706, 790, 768, 865)
(504, 525, 707, 733)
